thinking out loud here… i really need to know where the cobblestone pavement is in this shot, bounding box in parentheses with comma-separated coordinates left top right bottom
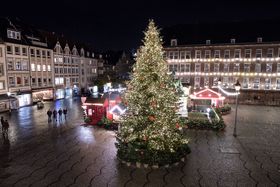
(0, 99, 280, 187)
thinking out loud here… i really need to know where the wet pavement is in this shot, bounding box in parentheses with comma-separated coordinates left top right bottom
(0, 99, 280, 187)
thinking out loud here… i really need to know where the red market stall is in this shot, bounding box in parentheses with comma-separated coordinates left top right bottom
(82, 92, 122, 125)
(189, 88, 225, 112)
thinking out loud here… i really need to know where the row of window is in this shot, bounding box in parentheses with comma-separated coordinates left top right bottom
(7, 59, 29, 71)
(8, 76, 30, 87)
(54, 67, 79, 74)
(188, 76, 280, 90)
(169, 63, 280, 73)
(31, 64, 51, 72)
(54, 77, 79, 85)
(31, 77, 52, 87)
(30, 48, 51, 58)
(7, 30, 21, 40)
(54, 45, 94, 58)
(166, 48, 280, 59)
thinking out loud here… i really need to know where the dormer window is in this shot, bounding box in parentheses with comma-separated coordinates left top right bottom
(92, 53, 94, 58)
(257, 37, 262, 43)
(87, 52, 90, 57)
(80, 48, 85, 57)
(230, 38, 236, 44)
(7, 29, 21, 40)
(171, 39, 177, 46)
(206, 40, 211, 45)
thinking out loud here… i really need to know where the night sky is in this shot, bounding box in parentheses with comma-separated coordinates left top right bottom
(4, 0, 280, 51)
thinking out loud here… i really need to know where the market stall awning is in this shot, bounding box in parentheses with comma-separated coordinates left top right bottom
(190, 88, 225, 100)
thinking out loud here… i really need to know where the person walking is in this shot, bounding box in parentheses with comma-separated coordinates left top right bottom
(1, 116, 4, 132)
(47, 109, 52, 123)
(53, 109, 57, 122)
(58, 108, 63, 121)
(63, 108, 67, 120)
(2, 120, 9, 137)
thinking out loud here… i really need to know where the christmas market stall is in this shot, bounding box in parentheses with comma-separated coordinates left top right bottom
(189, 88, 225, 112)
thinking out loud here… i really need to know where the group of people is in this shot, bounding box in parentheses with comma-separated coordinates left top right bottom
(1, 116, 9, 137)
(47, 108, 67, 123)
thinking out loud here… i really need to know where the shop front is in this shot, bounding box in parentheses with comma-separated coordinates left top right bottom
(32, 89, 54, 102)
(16, 93, 32, 108)
(0, 94, 17, 112)
(55, 89, 65, 100)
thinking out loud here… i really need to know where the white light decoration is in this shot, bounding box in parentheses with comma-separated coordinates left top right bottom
(218, 85, 240, 96)
(109, 105, 126, 115)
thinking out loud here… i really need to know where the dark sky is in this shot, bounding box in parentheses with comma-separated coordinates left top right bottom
(3, 0, 280, 51)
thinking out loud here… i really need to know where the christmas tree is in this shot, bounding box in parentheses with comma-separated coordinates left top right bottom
(116, 20, 190, 166)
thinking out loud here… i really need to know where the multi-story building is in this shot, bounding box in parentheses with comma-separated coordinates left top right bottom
(164, 38, 280, 105)
(0, 39, 10, 112)
(80, 50, 98, 93)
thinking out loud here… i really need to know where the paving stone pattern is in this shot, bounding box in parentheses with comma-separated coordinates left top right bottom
(0, 99, 280, 187)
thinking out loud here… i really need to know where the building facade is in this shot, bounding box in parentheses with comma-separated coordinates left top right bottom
(0, 41, 10, 112)
(164, 38, 280, 105)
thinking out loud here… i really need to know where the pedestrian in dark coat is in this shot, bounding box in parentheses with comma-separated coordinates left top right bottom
(58, 108, 63, 121)
(47, 109, 52, 122)
(53, 109, 57, 121)
(63, 108, 67, 120)
(2, 120, 9, 136)
(1, 116, 4, 132)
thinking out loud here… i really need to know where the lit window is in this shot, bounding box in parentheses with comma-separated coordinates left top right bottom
(31, 64, 35, 71)
(264, 78, 271, 90)
(266, 63, 272, 73)
(47, 65, 51, 71)
(43, 65, 46, 71)
(276, 78, 280, 90)
(255, 63, 261, 73)
(37, 65, 41, 71)
(253, 78, 260, 89)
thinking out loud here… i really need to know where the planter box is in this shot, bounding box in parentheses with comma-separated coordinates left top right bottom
(143, 164, 149, 168)
(136, 162, 141, 168)
(126, 162, 131, 167)
(152, 164, 159, 169)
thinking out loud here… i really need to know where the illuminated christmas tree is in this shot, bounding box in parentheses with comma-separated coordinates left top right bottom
(116, 20, 190, 166)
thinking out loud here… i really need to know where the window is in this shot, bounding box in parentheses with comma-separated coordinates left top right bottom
(204, 63, 210, 72)
(171, 39, 177, 46)
(43, 65, 46, 71)
(231, 39, 235, 44)
(265, 78, 271, 90)
(47, 51, 51, 58)
(0, 81, 4, 90)
(266, 63, 272, 73)
(180, 64, 185, 72)
(214, 50, 220, 58)
(174, 52, 179, 59)
(223, 77, 229, 88)
(185, 63, 190, 72)
(213, 77, 219, 87)
(194, 77, 200, 88)
(7, 45, 12, 54)
(15, 46, 20, 55)
(245, 49, 251, 58)
(32, 78, 36, 85)
(206, 40, 211, 45)
(253, 78, 260, 89)
(255, 63, 261, 73)
(233, 63, 240, 72)
(169, 52, 174, 59)
(276, 78, 280, 90)
(173, 64, 178, 72)
(257, 37, 262, 43)
(7, 59, 13, 70)
(204, 77, 209, 87)
(42, 50, 46, 58)
(224, 50, 230, 59)
(205, 50, 211, 58)
(224, 63, 229, 72)
(24, 77, 29, 86)
(60, 68, 63, 74)
(38, 78, 41, 86)
(0, 47, 2, 57)
(214, 63, 219, 72)
(186, 51, 191, 59)
(16, 61, 21, 70)
(36, 50, 41, 57)
(49, 78, 52, 84)
(37, 65, 41, 71)
(267, 48, 273, 58)
(31, 64, 35, 71)
(30, 49, 35, 57)
(9, 77, 15, 87)
(54, 68, 58, 74)
(277, 63, 280, 73)
(180, 51, 186, 59)
(43, 78, 47, 84)
(243, 78, 249, 89)
(195, 63, 201, 72)
(195, 50, 201, 59)
(244, 63, 250, 72)
(0, 64, 3, 76)
(234, 49, 241, 58)
(22, 47, 27, 55)
(7, 29, 21, 40)
(47, 65, 51, 72)
(256, 49, 262, 58)
(22, 60, 28, 70)
(16, 77, 22, 85)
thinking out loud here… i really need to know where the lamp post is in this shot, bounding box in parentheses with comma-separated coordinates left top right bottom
(7, 92, 11, 112)
(233, 80, 241, 137)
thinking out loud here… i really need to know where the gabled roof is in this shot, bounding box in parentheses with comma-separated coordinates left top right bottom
(190, 88, 225, 100)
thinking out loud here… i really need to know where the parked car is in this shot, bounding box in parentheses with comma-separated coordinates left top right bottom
(37, 101, 44, 109)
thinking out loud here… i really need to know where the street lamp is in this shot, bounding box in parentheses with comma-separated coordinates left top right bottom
(233, 80, 241, 137)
